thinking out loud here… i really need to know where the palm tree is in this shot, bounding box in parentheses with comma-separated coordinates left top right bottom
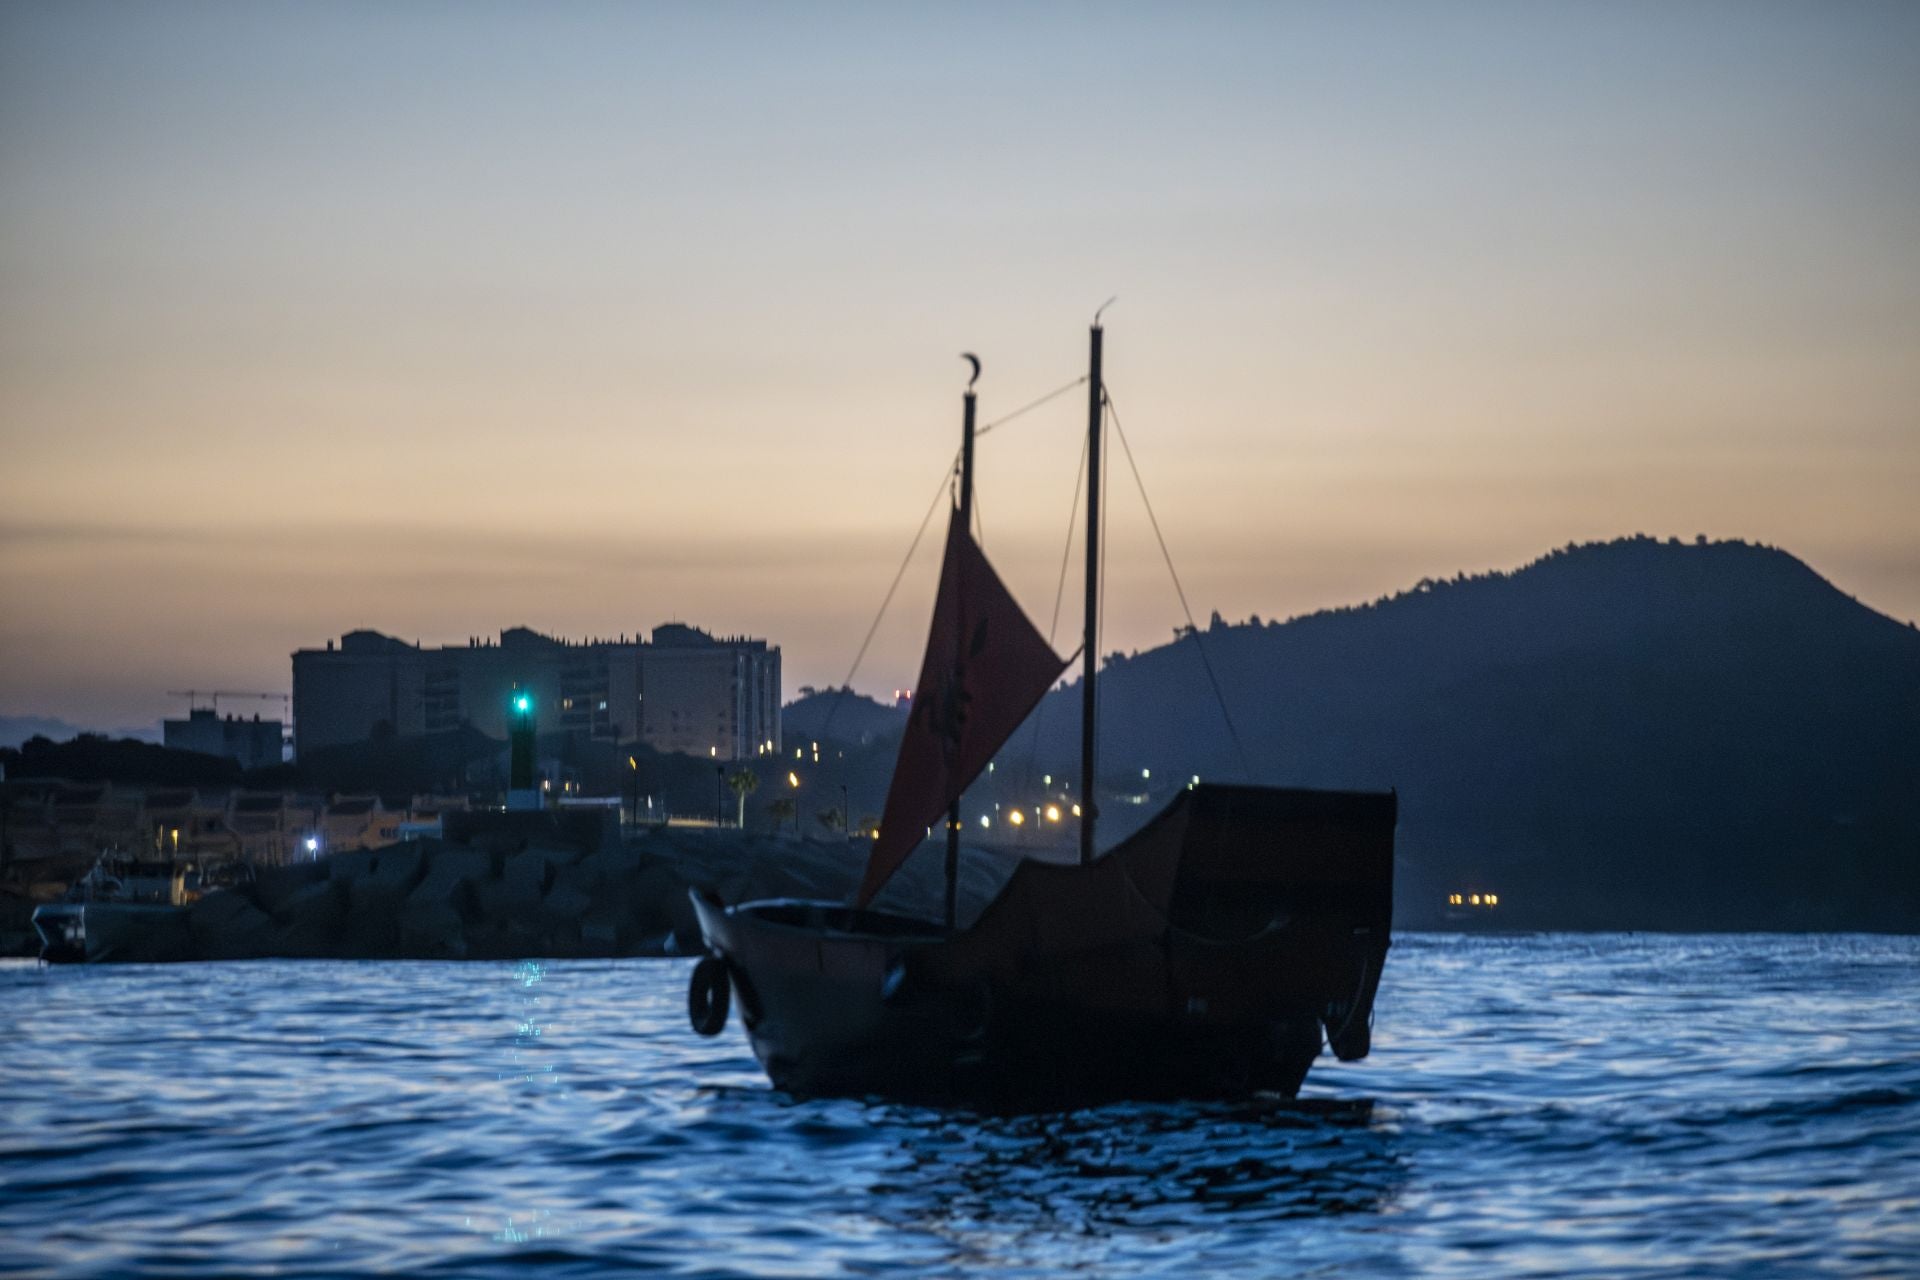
(727, 767, 759, 828)
(766, 797, 797, 833)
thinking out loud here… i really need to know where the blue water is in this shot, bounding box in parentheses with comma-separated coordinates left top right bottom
(2, 935, 1915, 1278)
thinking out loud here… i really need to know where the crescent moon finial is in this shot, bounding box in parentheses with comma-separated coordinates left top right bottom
(1094, 296, 1118, 326)
(961, 352, 981, 389)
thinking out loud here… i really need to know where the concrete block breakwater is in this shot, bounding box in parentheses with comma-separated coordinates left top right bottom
(53, 819, 1017, 963)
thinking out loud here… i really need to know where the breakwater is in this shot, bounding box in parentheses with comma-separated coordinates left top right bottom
(42, 815, 1017, 964)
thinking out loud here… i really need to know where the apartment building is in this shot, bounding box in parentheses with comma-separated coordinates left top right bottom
(291, 624, 780, 761)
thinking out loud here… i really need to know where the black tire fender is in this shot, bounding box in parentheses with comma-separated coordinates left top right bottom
(688, 955, 731, 1036)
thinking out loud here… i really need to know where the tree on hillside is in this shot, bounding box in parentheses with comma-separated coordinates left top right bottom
(728, 767, 759, 828)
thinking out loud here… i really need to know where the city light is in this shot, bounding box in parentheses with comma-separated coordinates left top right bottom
(1142, 768, 1150, 779)
(788, 771, 800, 788)
(304, 836, 318, 853)
(1045, 805, 1061, 822)
(1071, 804, 1082, 817)
(1009, 809, 1025, 826)
(979, 815, 990, 828)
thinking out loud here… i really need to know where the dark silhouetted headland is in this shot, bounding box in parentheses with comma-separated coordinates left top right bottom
(1013, 536, 1918, 931)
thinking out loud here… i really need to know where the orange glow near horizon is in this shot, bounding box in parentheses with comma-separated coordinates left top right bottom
(2, 6, 1917, 730)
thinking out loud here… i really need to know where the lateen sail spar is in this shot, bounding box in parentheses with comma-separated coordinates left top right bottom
(854, 515, 1069, 908)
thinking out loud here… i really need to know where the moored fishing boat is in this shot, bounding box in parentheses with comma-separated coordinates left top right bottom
(32, 853, 251, 963)
(688, 317, 1395, 1109)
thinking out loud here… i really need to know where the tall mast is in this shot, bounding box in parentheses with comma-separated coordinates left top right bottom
(945, 361, 979, 930)
(1080, 320, 1103, 866)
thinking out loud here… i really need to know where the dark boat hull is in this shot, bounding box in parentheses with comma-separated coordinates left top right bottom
(692, 784, 1395, 1110)
(31, 901, 193, 964)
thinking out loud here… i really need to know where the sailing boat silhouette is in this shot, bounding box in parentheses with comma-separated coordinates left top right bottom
(688, 319, 1396, 1110)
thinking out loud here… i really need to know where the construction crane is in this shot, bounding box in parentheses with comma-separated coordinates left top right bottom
(168, 690, 290, 717)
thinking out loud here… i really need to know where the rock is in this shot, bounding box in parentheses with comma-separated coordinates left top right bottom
(407, 848, 493, 910)
(502, 845, 576, 904)
(341, 846, 428, 953)
(362, 843, 426, 894)
(398, 900, 467, 959)
(538, 918, 584, 957)
(578, 843, 644, 884)
(273, 879, 347, 958)
(190, 889, 278, 960)
(252, 860, 328, 916)
(469, 874, 532, 927)
(328, 848, 380, 883)
(580, 909, 623, 951)
(542, 884, 594, 924)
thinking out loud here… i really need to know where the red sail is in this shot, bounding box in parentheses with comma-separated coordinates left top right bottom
(855, 516, 1070, 908)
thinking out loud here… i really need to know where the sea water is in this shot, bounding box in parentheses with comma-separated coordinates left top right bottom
(2, 935, 1915, 1278)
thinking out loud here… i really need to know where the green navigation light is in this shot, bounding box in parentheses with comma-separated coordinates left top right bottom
(513, 694, 532, 713)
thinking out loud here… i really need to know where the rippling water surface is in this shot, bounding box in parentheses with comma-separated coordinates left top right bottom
(3, 935, 1916, 1277)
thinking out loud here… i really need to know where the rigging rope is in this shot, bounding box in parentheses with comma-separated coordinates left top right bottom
(1020, 425, 1090, 797)
(819, 450, 957, 745)
(1103, 388, 1255, 782)
(816, 375, 1084, 744)
(1049, 429, 1089, 645)
(976, 376, 1088, 437)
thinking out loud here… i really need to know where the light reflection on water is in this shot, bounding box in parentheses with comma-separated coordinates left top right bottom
(1, 935, 1916, 1278)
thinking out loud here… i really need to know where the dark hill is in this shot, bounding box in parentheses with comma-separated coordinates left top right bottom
(783, 686, 908, 745)
(999, 536, 1919, 931)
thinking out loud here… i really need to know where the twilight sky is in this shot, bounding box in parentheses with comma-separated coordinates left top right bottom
(3, 2, 1917, 731)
